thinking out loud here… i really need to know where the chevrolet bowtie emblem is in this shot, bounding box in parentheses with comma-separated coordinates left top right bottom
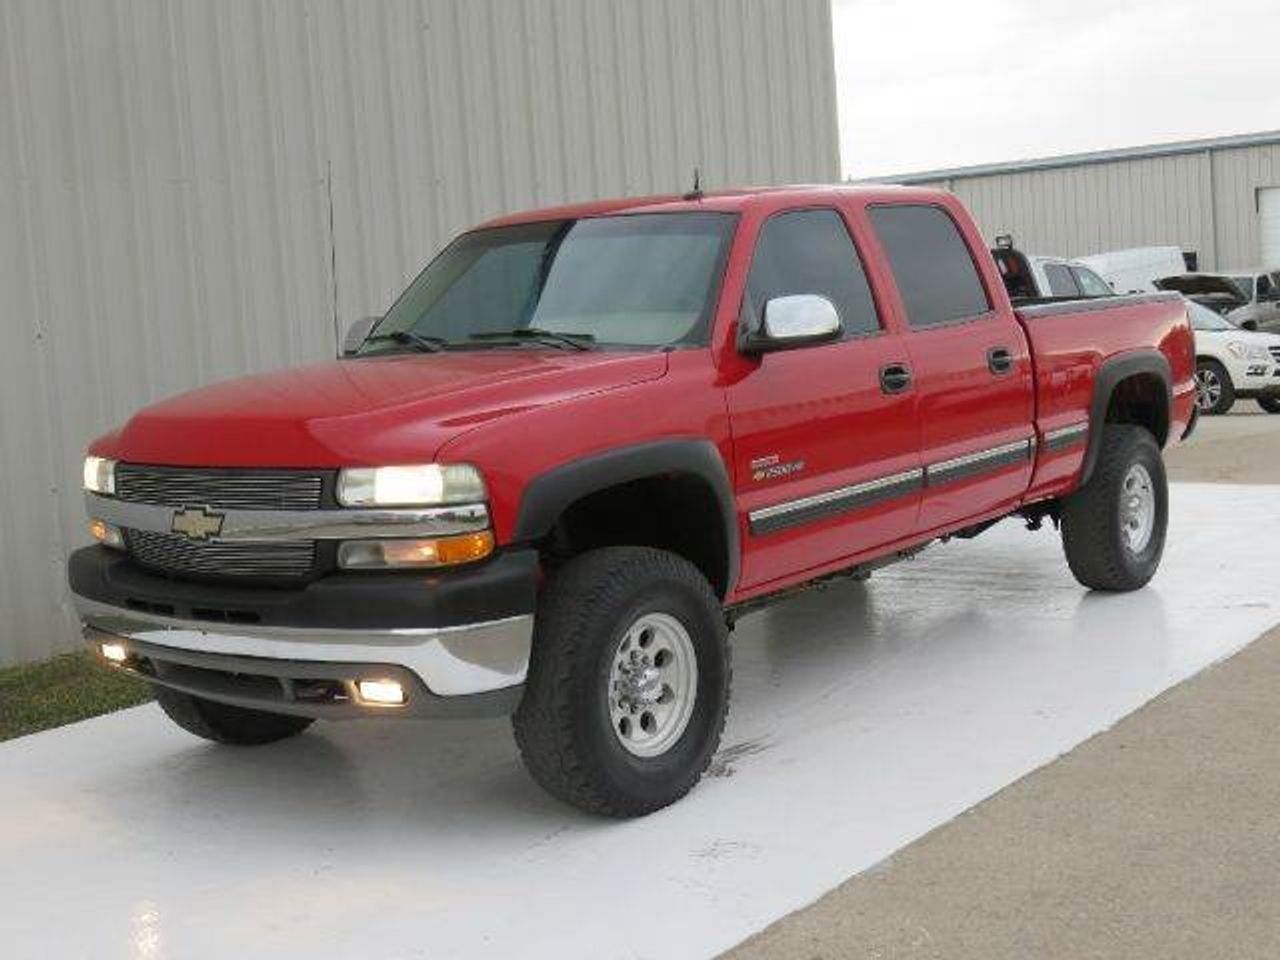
(170, 505, 225, 541)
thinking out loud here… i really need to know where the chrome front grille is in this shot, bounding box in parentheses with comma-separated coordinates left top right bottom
(124, 529, 318, 580)
(115, 465, 325, 511)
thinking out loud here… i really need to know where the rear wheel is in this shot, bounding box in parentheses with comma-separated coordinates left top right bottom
(152, 687, 314, 745)
(1061, 424, 1168, 592)
(1257, 393, 1280, 414)
(513, 547, 730, 817)
(1194, 358, 1235, 414)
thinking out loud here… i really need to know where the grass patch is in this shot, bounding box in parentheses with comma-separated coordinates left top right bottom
(0, 651, 152, 741)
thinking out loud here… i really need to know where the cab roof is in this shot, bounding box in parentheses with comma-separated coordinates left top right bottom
(477, 183, 953, 229)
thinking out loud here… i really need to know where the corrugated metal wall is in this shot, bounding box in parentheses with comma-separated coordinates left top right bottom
(0, 0, 839, 667)
(913, 142, 1280, 269)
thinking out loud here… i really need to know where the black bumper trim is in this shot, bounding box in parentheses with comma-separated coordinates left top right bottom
(68, 545, 538, 631)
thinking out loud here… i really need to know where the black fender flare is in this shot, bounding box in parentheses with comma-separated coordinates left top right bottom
(512, 439, 739, 597)
(1081, 349, 1172, 485)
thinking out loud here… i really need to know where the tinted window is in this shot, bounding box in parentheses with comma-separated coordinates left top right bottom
(364, 213, 735, 351)
(746, 209, 881, 336)
(1043, 263, 1081, 297)
(1257, 273, 1273, 298)
(1071, 266, 1113, 297)
(869, 205, 990, 328)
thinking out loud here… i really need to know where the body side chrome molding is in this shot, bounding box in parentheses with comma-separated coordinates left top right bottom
(1042, 420, 1090, 451)
(748, 435, 1041, 536)
(748, 468, 924, 535)
(85, 493, 489, 541)
(924, 438, 1035, 487)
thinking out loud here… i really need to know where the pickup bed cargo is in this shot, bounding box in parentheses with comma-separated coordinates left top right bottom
(71, 185, 1197, 815)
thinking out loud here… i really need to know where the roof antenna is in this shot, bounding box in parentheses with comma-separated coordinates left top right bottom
(682, 167, 703, 201)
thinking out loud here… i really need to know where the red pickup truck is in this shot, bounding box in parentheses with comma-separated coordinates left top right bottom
(71, 186, 1196, 816)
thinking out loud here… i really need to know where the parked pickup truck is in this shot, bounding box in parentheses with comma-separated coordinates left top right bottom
(70, 186, 1197, 816)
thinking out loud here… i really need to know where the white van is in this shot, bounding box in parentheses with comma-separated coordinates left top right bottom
(1076, 246, 1187, 295)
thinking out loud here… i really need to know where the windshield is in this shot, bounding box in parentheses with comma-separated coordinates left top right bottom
(1228, 275, 1254, 299)
(359, 212, 736, 354)
(1187, 300, 1236, 331)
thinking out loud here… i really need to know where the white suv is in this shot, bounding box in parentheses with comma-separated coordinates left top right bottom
(1189, 299, 1280, 414)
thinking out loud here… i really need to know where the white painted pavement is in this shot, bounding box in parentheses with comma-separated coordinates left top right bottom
(2, 483, 1276, 960)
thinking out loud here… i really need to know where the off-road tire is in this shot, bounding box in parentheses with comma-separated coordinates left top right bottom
(1061, 424, 1167, 592)
(513, 547, 730, 817)
(1195, 358, 1235, 415)
(153, 686, 314, 745)
(1257, 393, 1280, 414)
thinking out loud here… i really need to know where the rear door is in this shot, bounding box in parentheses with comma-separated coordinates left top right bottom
(726, 206, 921, 589)
(866, 203, 1036, 534)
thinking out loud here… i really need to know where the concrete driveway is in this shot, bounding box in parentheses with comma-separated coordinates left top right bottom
(3, 484, 1277, 959)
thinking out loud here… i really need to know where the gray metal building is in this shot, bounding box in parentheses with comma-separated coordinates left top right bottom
(882, 130, 1280, 271)
(0, 0, 840, 667)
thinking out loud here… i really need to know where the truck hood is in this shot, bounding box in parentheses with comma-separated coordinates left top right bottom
(1154, 274, 1248, 305)
(100, 350, 668, 467)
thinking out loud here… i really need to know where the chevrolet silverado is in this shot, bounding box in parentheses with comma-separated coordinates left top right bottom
(70, 185, 1197, 816)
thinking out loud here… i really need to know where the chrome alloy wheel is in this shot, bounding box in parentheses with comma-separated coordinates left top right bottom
(1119, 463, 1156, 553)
(608, 612, 698, 758)
(1195, 367, 1222, 412)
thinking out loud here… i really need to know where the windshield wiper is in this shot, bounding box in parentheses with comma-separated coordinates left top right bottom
(364, 330, 449, 353)
(468, 328, 595, 351)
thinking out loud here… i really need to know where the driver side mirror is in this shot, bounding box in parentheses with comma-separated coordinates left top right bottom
(341, 316, 380, 356)
(740, 294, 842, 354)
(1239, 318, 1260, 331)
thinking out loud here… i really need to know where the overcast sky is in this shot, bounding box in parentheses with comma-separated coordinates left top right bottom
(832, 0, 1280, 179)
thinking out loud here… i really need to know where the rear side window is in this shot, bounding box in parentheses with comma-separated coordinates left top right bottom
(746, 209, 881, 336)
(869, 205, 990, 328)
(1043, 262, 1081, 297)
(1071, 266, 1113, 297)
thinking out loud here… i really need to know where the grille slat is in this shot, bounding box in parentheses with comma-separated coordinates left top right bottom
(125, 529, 318, 580)
(115, 465, 327, 581)
(115, 465, 324, 511)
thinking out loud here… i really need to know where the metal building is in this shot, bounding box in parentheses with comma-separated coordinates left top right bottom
(882, 130, 1280, 271)
(0, 0, 839, 667)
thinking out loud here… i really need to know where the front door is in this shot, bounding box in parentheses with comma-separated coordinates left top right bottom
(726, 207, 922, 590)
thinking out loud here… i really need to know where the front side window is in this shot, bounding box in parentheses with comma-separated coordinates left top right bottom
(1071, 266, 1113, 297)
(869, 205, 990, 329)
(746, 209, 881, 337)
(1043, 263, 1081, 297)
(361, 212, 736, 353)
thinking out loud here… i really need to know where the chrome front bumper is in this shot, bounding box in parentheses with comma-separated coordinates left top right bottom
(76, 596, 534, 718)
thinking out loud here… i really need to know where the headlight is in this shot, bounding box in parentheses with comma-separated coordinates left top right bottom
(83, 456, 117, 495)
(336, 463, 486, 507)
(1226, 341, 1269, 361)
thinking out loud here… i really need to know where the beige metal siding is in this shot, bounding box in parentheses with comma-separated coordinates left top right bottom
(1209, 143, 1280, 269)
(0, 0, 839, 667)
(911, 141, 1280, 271)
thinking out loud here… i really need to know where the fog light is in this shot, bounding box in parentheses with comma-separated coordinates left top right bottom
(338, 531, 495, 569)
(89, 519, 125, 549)
(100, 642, 128, 663)
(357, 679, 406, 706)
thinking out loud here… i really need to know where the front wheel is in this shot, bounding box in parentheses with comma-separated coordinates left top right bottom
(1195, 358, 1235, 414)
(1060, 424, 1168, 591)
(1257, 393, 1280, 414)
(513, 547, 730, 817)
